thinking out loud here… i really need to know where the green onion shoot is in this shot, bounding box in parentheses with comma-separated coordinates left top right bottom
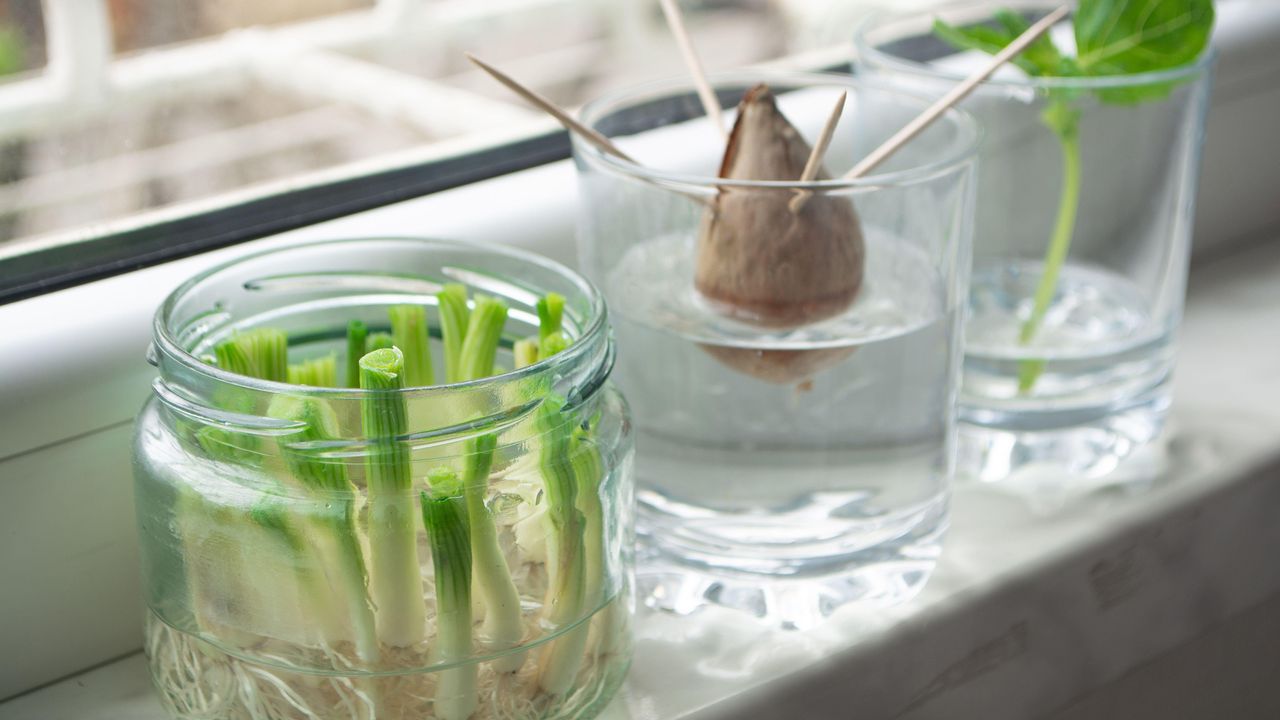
(458, 295, 508, 381)
(345, 320, 368, 388)
(437, 284, 471, 384)
(360, 347, 426, 648)
(534, 398, 588, 695)
(286, 354, 337, 387)
(463, 433, 525, 672)
(172, 286, 617, 713)
(421, 468, 477, 720)
(389, 304, 434, 387)
(367, 332, 395, 352)
(267, 394, 380, 666)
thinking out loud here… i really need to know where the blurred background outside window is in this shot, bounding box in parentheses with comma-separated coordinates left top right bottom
(0, 0, 939, 260)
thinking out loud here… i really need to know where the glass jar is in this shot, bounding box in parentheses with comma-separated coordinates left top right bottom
(134, 238, 634, 720)
(855, 2, 1214, 495)
(572, 71, 978, 627)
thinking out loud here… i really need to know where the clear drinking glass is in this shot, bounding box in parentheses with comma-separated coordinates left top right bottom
(134, 238, 634, 719)
(855, 3, 1214, 490)
(572, 71, 979, 627)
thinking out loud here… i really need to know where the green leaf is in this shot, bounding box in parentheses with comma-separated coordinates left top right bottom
(933, 3, 1214, 104)
(1075, 0, 1214, 76)
(932, 18, 1042, 75)
(992, 9, 1076, 76)
(1075, 0, 1214, 104)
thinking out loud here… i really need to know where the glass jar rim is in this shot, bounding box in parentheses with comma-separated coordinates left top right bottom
(575, 68, 982, 192)
(152, 236, 610, 400)
(853, 0, 1216, 92)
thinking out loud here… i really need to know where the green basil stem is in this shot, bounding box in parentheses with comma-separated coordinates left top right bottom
(463, 433, 525, 672)
(360, 347, 426, 648)
(421, 469, 478, 720)
(458, 296, 508, 381)
(535, 401, 588, 695)
(1017, 101, 1082, 393)
(267, 395, 380, 666)
(389, 304, 434, 387)
(437, 284, 471, 384)
(346, 320, 368, 388)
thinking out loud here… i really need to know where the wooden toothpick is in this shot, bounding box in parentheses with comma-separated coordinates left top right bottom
(843, 5, 1070, 180)
(788, 91, 847, 214)
(467, 52, 715, 207)
(658, 0, 728, 141)
(465, 52, 637, 164)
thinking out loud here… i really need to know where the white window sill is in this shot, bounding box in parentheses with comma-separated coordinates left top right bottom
(3, 233, 1280, 719)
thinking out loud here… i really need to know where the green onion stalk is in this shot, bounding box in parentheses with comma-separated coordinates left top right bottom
(390, 304, 434, 387)
(446, 290, 527, 672)
(534, 399, 589, 695)
(458, 295, 507, 382)
(360, 347, 426, 648)
(437, 284, 471, 384)
(267, 394, 380, 666)
(463, 432, 527, 674)
(571, 421, 618, 656)
(513, 339, 539, 370)
(187, 329, 326, 645)
(367, 332, 395, 352)
(345, 320, 368, 388)
(421, 468, 477, 720)
(521, 292, 612, 692)
(215, 327, 288, 383)
(201, 328, 289, 460)
(286, 354, 337, 387)
(513, 292, 569, 371)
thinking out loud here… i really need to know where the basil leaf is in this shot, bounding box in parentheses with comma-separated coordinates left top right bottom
(992, 9, 1075, 76)
(932, 18, 1042, 75)
(1075, 0, 1214, 75)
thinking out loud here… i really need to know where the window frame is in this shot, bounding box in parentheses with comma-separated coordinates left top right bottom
(0, 128, 572, 303)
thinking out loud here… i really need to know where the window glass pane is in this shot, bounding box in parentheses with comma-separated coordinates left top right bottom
(0, 0, 929, 287)
(0, 2, 47, 77)
(108, 1, 377, 54)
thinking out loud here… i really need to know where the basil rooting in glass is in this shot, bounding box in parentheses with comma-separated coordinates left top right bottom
(935, 0, 1214, 392)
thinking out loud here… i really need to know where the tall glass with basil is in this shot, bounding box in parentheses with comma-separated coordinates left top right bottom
(855, 1, 1215, 496)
